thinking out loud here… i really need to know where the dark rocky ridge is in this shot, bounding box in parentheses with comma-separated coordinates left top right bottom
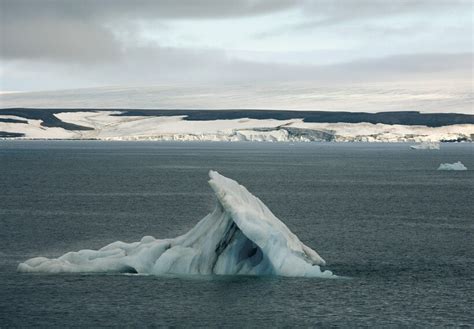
(0, 131, 25, 138)
(0, 108, 94, 131)
(0, 118, 28, 124)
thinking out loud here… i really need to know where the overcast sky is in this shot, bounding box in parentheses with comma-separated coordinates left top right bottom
(0, 0, 472, 112)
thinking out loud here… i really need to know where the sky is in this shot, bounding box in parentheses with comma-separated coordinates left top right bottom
(0, 0, 472, 112)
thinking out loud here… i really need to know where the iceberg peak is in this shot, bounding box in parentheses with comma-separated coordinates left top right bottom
(18, 171, 332, 277)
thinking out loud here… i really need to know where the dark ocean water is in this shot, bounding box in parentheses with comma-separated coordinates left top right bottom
(0, 141, 472, 327)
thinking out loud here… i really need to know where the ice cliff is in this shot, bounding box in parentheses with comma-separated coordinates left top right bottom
(18, 171, 332, 278)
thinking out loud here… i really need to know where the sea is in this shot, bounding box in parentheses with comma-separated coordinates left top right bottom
(0, 141, 472, 327)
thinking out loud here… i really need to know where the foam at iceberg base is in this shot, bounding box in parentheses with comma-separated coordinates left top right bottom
(18, 171, 333, 278)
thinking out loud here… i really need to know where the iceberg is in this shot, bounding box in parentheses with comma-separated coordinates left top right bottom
(437, 161, 468, 171)
(18, 171, 333, 278)
(410, 141, 440, 150)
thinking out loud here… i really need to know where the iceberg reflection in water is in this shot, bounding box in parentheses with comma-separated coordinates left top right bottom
(18, 171, 333, 278)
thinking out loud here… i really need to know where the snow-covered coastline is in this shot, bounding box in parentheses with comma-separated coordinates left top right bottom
(1, 111, 473, 142)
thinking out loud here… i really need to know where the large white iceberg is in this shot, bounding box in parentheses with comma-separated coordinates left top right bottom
(437, 161, 468, 171)
(18, 171, 333, 278)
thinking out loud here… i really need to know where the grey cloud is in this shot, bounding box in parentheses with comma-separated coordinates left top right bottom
(299, 0, 471, 27)
(2, 0, 471, 62)
(112, 50, 469, 89)
(0, 0, 471, 91)
(0, 17, 122, 62)
(248, 52, 473, 83)
(256, 0, 472, 38)
(0, 0, 301, 62)
(1, 0, 300, 20)
(4, 48, 469, 90)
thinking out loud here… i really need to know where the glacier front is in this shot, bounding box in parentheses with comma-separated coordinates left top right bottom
(18, 171, 333, 278)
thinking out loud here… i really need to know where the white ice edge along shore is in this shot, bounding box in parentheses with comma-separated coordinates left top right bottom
(1, 111, 473, 142)
(18, 171, 333, 278)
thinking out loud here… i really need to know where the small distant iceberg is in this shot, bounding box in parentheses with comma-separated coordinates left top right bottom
(438, 161, 467, 171)
(18, 171, 333, 278)
(410, 141, 440, 150)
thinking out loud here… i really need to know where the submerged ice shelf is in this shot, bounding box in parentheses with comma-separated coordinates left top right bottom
(18, 171, 333, 278)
